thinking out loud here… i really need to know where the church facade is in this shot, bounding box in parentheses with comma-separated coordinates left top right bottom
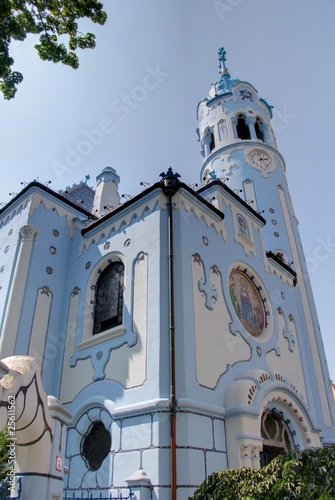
(0, 49, 334, 500)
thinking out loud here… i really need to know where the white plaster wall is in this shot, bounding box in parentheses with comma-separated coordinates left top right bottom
(192, 255, 250, 388)
(266, 310, 308, 402)
(60, 289, 94, 403)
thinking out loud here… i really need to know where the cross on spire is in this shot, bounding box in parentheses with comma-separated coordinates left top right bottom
(218, 47, 228, 75)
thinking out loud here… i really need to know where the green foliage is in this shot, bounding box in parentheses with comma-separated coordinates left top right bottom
(0, 0, 107, 99)
(189, 445, 335, 500)
(0, 427, 10, 481)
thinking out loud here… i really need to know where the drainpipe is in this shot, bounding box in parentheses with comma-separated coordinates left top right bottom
(160, 168, 180, 500)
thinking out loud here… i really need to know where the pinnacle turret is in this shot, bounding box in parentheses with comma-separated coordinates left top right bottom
(208, 47, 240, 99)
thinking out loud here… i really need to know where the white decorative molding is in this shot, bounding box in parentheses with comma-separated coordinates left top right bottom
(28, 287, 53, 362)
(77, 325, 125, 350)
(19, 224, 38, 241)
(0, 225, 39, 358)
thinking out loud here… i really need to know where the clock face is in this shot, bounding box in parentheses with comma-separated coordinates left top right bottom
(249, 150, 272, 170)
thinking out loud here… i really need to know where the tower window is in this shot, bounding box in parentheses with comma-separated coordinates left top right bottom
(255, 118, 264, 141)
(208, 129, 215, 152)
(236, 115, 251, 140)
(93, 261, 124, 334)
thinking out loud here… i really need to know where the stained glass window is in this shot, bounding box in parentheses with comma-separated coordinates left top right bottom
(229, 269, 265, 336)
(93, 261, 124, 335)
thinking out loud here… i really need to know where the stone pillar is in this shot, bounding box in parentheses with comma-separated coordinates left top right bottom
(237, 438, 263, 469)
(201, 135, 212, 158)
(0, 225, 38, 359)
(260, 123, 271, 145)
(245, 116, 257, 139)
(46, 396, 72, 499)
(126, 468, 151, 500)
(231, 116, 238, 139)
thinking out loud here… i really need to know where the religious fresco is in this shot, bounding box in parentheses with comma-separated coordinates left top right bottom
(229, 269, 265, 336)
(236, 214, 249, 239)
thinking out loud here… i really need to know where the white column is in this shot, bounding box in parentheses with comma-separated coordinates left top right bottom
(201, 135, 212, 158)
(0, 225, 38, 358)
(245, 116, 257, 139)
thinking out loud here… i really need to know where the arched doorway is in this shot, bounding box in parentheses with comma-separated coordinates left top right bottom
(260, 410, 292, 466)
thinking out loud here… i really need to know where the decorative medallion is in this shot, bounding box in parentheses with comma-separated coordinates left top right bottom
(8, 229, 13, 236)
(124, 238, 131, 247)
(4, 246, 9, 254)
(274, 232, 279, 237)
(52, 229, 59, 237)
(49, 246, 56, 254)
(229, 268, 267, 336)
(202, 236, 209, 246)
(85, 261, 91, 270)
(46, 266, 53, 274)
(240, 89, 253, 101)
(104, 242, 110, 251)
(271, 220, 277, 225)
(269, 208, 275, 213)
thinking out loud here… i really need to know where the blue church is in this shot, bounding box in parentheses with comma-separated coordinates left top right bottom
(0, 48, 334, 500)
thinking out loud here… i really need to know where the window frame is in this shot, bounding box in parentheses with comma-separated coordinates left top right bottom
(93, 261, 124, 335)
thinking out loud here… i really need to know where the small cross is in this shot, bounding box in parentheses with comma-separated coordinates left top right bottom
(218, 47, 227, 74)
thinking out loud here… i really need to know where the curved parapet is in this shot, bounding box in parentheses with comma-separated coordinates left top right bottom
(0, 356, 72, 499)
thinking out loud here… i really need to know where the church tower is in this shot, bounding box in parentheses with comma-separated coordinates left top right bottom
(190, 47, 335, 466)
(199, 47, 291, 258)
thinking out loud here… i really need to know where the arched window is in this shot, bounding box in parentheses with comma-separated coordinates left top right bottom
(260, 410, 292, 466)
(236, 115, 251, 140)
(208, 129, 215, 152)
(255, 118, 264, 141)
(93, 261, 124, 335)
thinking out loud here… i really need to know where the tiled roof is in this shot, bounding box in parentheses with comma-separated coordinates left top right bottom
(59, 182, 95, 213)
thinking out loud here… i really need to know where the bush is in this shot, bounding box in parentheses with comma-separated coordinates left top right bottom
(189, 445, 335, 499)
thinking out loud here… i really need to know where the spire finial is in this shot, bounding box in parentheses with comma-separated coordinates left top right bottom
(218, 47, 228, 75)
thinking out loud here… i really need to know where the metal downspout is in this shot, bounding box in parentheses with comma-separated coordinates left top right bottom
(167, 192, 177, 500)
(160, 168, 180, 500)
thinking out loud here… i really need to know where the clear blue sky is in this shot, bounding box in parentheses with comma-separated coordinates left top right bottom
(1, 0, 335, 380)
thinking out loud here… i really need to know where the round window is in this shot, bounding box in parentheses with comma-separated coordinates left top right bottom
(81, 421, 111, 471)
(229, 269, 265, 336)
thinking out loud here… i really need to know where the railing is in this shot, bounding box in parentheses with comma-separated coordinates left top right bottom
(0, 478, 22, 500)
(63, 488, 133, 500)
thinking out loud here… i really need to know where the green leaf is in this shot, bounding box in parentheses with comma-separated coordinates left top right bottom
(0, 0, 107, 99)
